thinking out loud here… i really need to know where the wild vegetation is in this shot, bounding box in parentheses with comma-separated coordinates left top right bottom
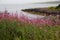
(0, 10, 60, 40)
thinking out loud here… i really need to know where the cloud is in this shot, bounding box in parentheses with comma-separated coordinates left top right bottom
(0, 0, 59, 4)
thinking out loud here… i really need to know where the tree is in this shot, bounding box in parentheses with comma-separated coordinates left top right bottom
(56, 4, 60, 9)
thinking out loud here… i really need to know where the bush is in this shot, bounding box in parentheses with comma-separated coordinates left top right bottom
(56, 4, 60, 9)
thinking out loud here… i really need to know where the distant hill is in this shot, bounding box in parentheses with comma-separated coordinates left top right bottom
(22, 4, 60, 16)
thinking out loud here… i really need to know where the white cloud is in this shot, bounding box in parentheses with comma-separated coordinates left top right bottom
(0, 0, 59, 4)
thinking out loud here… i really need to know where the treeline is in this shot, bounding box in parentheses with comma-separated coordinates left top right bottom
(22, 4, 60, 16)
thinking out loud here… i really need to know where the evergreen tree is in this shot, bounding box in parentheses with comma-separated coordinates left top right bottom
(56, 4, 60, 9)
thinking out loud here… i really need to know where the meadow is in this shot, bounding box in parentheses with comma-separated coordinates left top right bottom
(0, 10, 60, 40)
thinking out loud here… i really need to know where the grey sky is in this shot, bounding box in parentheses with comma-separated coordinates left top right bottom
(0, 0, 60, 4)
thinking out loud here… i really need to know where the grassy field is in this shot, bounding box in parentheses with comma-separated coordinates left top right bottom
(0, 18, 60, 40)
(0, 11, 60, 40)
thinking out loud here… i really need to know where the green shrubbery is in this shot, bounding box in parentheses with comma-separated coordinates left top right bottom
(0, 11, 60, 40)
(0, 19, 20, 40)
(0, 18, 60, 40)
(56, 4, 60, 9)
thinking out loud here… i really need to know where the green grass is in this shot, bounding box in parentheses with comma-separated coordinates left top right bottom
(0, 18, 60, 40)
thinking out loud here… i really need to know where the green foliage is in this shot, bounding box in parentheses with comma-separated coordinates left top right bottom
(48, 7, 56, 11)
(0, 19, 23, 40)
(0, 18, 60, 40)
(56, 4, 60, 9)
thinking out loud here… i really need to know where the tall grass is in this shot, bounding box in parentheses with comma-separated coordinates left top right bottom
(0, 11, 60, 40)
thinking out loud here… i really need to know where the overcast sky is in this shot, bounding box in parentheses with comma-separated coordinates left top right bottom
(0, 0, 60, 4)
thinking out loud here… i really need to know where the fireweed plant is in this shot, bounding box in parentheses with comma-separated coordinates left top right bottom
(0, 11, 60, 40)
